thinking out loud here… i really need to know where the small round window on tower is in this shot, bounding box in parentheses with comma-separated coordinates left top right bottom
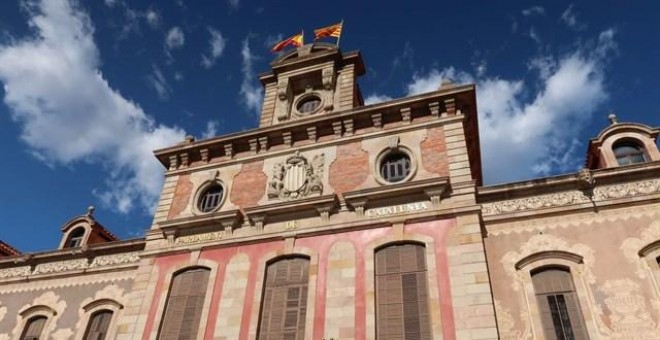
(198, 184, 224, 213)
(297, 95, 321, 114)
(380, 152, 412, 183)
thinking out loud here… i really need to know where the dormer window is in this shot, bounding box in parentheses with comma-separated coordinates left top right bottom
(613, 141, 647, 166)
(66, 227, 85, 248)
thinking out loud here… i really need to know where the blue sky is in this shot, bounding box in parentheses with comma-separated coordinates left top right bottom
(0, 0, 658, 253)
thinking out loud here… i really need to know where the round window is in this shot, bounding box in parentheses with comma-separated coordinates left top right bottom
(198, 184, 224, 213)
(296, 95, 321, 114)
(379, 152, 412, 183)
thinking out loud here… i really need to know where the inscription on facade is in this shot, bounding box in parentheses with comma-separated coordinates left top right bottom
(365, 202, 430, 218)
(175, 231, 225, 245)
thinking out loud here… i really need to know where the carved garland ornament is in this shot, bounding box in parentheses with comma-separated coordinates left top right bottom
(268, 152, 324, 200)
(0, 253, 140, 280)
(483, 179, 660, 215)
(599, 279, 660, 339)
(621, 221, 660, 279)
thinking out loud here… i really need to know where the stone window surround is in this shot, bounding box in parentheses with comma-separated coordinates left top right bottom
(74, 299, 123, 340)
(638, 240, 660, 298)
(191, 179, 228, 215)
(247, 246, 318, 340)
(373, 144, 418, 186)
(13, 305, 57, 340)
(513, 253, 600, 340)
(601, 133, 659, 168)
(147, 259, 219, 340)
(58, 224, 91, 250)
(363, 233, 444, 340)
(293, 92, 324, 117)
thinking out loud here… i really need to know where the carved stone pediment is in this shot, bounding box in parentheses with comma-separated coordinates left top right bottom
(268, 152, 324, 201)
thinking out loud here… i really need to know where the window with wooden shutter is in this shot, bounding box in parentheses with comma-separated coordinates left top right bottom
(532, 267, 590, 340)
(257, 257, 309, 340)
(84, 310, 113, 340)
(158, 267, 210, 340)
(20, 316, 47, 340)
(375, 243, 431, 340)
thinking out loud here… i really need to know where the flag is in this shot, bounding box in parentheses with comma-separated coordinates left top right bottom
(314, 22, 343, 40)
(271, 32, 303, 52)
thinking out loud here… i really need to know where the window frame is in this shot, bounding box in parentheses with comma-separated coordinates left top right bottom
(293, 93, 324, 117)
(374, 146, 418, 186)
(613, 140, 648, 166)
(515, 253, 598, 339)
(256, 256, 311, 340)
(75, 298, 123, 340)
(192, 180, 227, 215)
(373, 242, 433, 340)
(530, 266, 590, 340)
(13, 305, 57, 340)
(147, 260, 218, 340)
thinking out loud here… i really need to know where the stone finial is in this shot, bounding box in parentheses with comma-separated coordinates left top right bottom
(86, 205, 95, 217)
(608, 113, 618, 125)
(440, 79, 455, 89)
(184, 135, 195, 143)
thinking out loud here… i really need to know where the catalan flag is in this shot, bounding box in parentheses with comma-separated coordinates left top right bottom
(314, 21, 343, 40)
(271, 32, 303, 52)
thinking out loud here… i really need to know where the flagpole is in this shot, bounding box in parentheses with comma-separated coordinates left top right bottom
(336, 19, 344, 47)
(302, 30, 305, 46)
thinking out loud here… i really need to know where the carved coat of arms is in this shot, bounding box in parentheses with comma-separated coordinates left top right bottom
(268, 152, 324, 200)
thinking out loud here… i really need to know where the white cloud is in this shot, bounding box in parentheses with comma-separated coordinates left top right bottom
(201, 120, 219, 139)
(166, 27, 185, 50)
(104, 0, 117, 7)
(529, 27, 541, 44)
(522, 6, 545, 17)
(364, 94, 393, 105)
(0, 0, 185, 213)
(145, 9, 160, 29)
(147, 64, 171, 100)
(228, 0, 239, 9)
(239, 38, 263, 116)
(403, 31, 616, 184)
(561, 4, 586, 30)
(201, 28, 227, 69)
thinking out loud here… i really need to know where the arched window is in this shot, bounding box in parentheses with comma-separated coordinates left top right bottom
(613, 141, 647, 165)
(257, 257, 310, 340)
(84, 310, 113, 340)
(375, 243, 431, 340)
(532, 267, 589, 340)
(158, 268, 210, 340)
(20, 316, 47, 340)
(66, 227, 86, 248)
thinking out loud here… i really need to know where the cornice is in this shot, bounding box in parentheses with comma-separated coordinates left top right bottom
(153, 85, 475, 172)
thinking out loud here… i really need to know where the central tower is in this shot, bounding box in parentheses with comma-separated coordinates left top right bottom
(258, 42, 365, 127)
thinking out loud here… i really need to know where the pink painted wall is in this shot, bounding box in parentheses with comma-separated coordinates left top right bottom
(143, 218, 456, 340)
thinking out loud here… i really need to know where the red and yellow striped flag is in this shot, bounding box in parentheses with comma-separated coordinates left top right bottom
(271, 32, 303, 52)
(314, 22, 342, 40)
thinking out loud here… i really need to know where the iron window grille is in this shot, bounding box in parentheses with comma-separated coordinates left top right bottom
(380, 152, 412, 183)
(198, 185, 223, 213)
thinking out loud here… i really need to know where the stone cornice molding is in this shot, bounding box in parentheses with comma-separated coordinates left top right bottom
(154, 86, 475, 172)
(344, 177, 449, 215)
(158, 208, 242, 240)
(482, 178, 660, 219)
(244, 194, 338, 231)
(0, 272, 133, 294)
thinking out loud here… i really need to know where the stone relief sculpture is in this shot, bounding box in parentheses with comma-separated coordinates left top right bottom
(599, 279, 660, 340)
(268, 152, 324, 200)
(621, 220, 660, 279)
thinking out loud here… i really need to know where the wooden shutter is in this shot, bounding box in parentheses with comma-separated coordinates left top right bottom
(21, 316, 46, 340)
(158, 268, 210, 340)
(532, 268, 590, 340)
(375, 243, 431, 340)
(84, 310, 113, 340)
(257, 257, 309, 340)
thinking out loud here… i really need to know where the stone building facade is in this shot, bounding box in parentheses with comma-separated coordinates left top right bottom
(0, 43, 658, 340)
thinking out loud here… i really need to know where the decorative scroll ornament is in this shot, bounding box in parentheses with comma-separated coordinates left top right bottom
(89, 252, 140, 267)
(621, 221, 660, 279)
(268, 152, 324, 200)
(0, 266, 31, 279)
(482, 179, 660, 215)
(599, 279, 659, 339)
